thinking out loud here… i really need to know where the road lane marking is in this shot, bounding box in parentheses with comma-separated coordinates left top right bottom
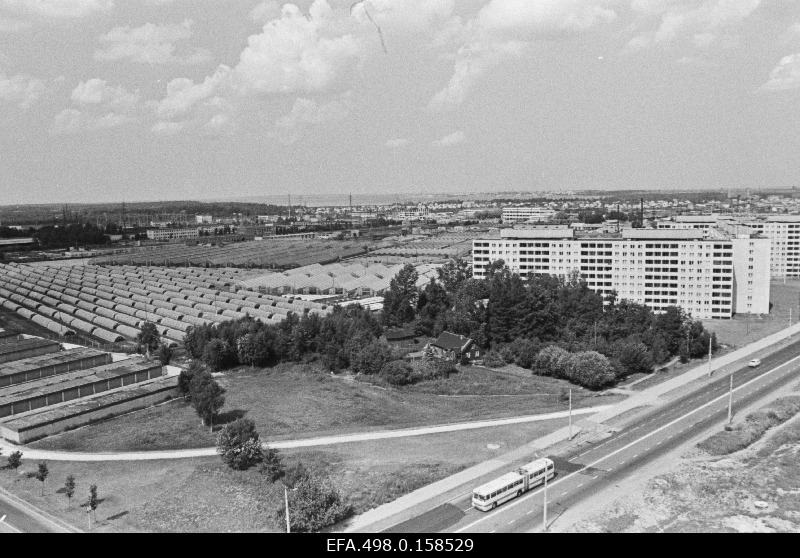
(453, 354, 800, 533)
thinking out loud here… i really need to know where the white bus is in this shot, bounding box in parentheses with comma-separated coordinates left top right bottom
(471, 457, 555, 511)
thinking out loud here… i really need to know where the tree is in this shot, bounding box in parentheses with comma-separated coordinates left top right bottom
(189, 371, 226, 431)
(380, 360, 415, 386)
(567, 351, 616, 390)
(157, 343, 173, 366)
(35, 462, 49, 496)
(259, 448, 285, 482)
(216, 418, 263, 470)
(202, 338, 237, 371)
(350, 339, 394, 375)
(275, 471, 352, 532)
(137, 321, 160, 355)
(64, 474, 76, 509)
(88, 484, 98, 528)
(614, 341, 654, 378)
(437, 258, 472, 293)
(382, 264, 419, 327)
(533, 345, 572, 378)
(177, 361, 205, 399)
(7, 450, 22, 471)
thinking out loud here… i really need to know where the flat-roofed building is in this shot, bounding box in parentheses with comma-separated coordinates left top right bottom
(472, 226, 770, 319)
(146, 227, 200, 241)
(0, 347, 112, 388)
(0, 338, 61, 364)
(0, 357, 162, 418)
(502, 206, 556, 223)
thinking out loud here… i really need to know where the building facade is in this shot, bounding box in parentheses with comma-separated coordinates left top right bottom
(501, 206, 556, 223)
(472, 227, 771, 319)
(658, 215, 800, 278)
(145, 228, 200, 241)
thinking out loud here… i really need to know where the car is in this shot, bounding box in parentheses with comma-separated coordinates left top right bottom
(748, 359, 761, 368)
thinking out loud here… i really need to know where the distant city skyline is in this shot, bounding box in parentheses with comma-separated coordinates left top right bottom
(2, 1, 800, 204)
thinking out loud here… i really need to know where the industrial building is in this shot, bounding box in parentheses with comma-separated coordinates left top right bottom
(472, 226, 771, 319)
(0, 335, 177, 443)
(145, 227, 200, 241)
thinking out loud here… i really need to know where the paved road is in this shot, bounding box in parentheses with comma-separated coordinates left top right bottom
(385, 339, 800, 533)
(0, 486, 80, 533)
(0, 406, 609, 462)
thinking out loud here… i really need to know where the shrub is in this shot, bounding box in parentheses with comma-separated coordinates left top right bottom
(216, 418, 263, 470)
(380, 360, 415, 386)
(351, 340, 394, 375)
(482, 351, 505, 368)
(276, 471, 352, 533)
(534, 345, 571, 378)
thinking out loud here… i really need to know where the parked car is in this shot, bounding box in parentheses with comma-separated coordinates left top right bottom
(748, 358, 761, 368)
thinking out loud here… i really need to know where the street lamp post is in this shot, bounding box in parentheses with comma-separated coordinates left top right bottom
(542, 470, 548, 532)
(728, 372, 734, 424)
(568, 388, 573, 440)
(284, 485, 291, 533)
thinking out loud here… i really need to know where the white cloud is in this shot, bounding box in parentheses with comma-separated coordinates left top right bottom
(151, 120, 185, 135)
(386, 137, 409, 148)
(432, 129, 465, 146)
(1, 0, 113, 19)
(71, 78, 139, 110)
(429, 0, 617, 110)
(274, 94, 350, 144)
(759, 52, 800, 92)
(95, 20, 212, 65)
(153, 0, 364, 130)
(0, 69, 44, 108)
(52, 78, 140, 134)
(626, 0, 761, 51)
(250, 0, 281, 24)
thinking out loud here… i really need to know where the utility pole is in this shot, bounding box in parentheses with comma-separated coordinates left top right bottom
(727, 372, 734, 424)
(542, 471, 548, 532)
(568, 388, 573, 439)
(284, 486, 291, 533)
(790, 307, 793, 326)
(707, 335, 713, 377)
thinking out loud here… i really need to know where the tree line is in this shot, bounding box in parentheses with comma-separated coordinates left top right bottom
(381, 259, 718, 390)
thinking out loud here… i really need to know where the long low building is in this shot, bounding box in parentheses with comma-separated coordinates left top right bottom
(0, 357, 163, 418)
(0, 337, 61, 364)
(0, 347, 112, 388)
(472, 226, 771, 319)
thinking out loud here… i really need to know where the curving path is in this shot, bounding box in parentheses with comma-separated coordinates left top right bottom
(0, 406, 610, 462)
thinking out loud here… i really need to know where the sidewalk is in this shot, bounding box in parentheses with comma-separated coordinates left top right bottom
(344, 321, 800, 532)
(0, 406, 610, 462)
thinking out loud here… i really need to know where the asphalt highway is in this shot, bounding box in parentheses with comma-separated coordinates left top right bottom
(385, 339, 800, 533)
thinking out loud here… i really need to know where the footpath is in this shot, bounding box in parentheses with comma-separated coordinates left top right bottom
(343, 321, 800, 532)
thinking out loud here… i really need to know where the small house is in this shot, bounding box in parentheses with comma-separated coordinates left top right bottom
(428, 331, 480, 363)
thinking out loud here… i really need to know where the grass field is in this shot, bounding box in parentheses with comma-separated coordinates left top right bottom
(2, 417, 566, 532)
(701, 280, 800, 350)
(31, 362, 620, 452)
(697, 396, 800, 456)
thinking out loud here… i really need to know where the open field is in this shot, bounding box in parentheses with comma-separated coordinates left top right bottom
(30, 362, 620, 452)
(2, 417, 566, 532)
(701, 279, 800, 350)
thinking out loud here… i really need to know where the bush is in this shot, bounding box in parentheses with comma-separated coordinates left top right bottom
(533, 345, 571, 378)
(566, 351, 616, 390)
(202, 339, 237, 371)
(482, 351, 505, 368)
(216, 418, 263, 470)
(351, 340, 394, 375)
(276, 471, 353, 532)
(380, 360, 415, 386)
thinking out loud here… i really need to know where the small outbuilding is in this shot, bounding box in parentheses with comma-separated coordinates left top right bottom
(428, 331, 480, 363)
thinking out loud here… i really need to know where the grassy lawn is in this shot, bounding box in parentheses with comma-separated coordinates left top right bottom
(31, 362, 621, 452)
(701, 280, 800, 350)
(2, 417, 566, 532)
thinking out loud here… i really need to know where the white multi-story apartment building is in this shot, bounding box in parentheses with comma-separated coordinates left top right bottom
(659, 215, 800, 277)
(501, 206, 556, 223)
(472, 227, 770, 319)
(145, 228, 200, 241)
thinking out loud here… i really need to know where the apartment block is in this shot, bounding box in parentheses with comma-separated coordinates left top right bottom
(472, 227, 770, 319)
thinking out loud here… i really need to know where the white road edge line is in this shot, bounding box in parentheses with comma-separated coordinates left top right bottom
(454, 354, 800, 533)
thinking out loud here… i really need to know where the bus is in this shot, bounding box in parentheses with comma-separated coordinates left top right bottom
(471, 457, 555, 511)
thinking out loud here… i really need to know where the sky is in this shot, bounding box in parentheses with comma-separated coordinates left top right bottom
(1, 0, 800, 205)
